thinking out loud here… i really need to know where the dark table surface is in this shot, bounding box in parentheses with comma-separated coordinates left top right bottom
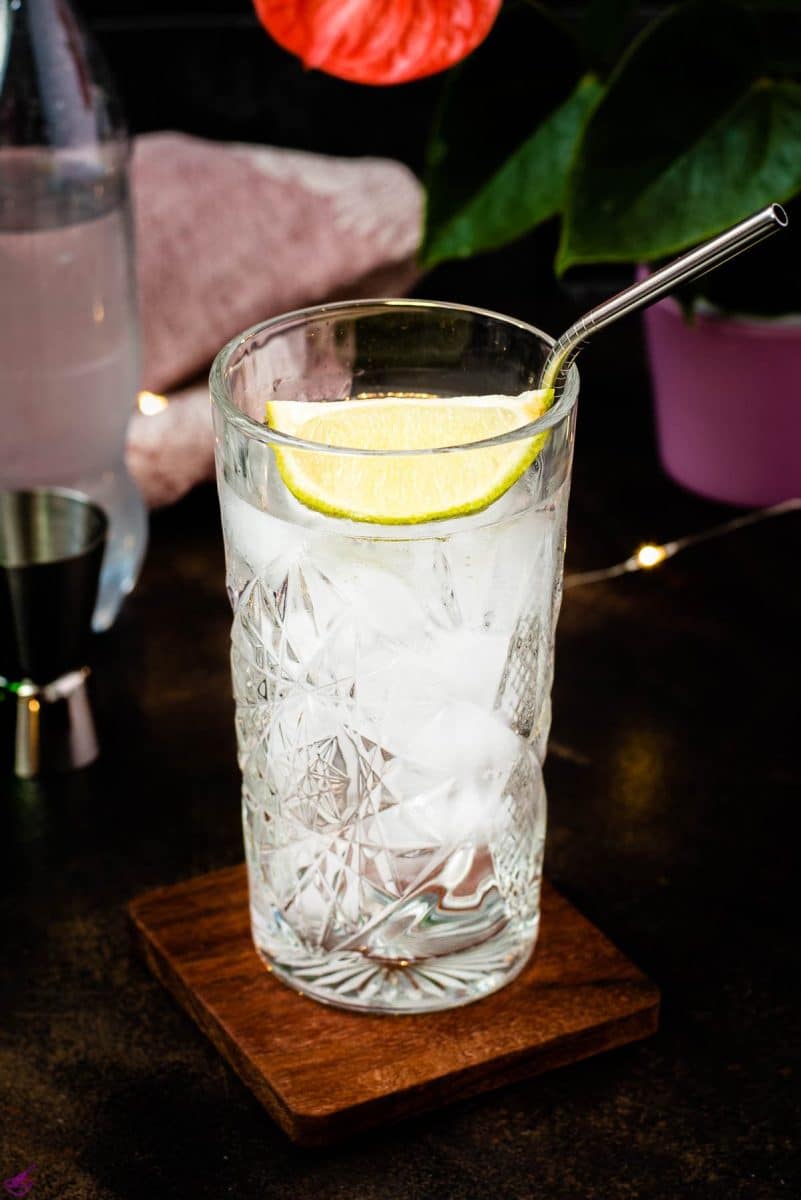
(2, 282, 799, 1197)
(2, 13, 800, 1199)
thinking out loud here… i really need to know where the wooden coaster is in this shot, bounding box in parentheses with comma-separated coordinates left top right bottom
(129, 866, 659, 1145)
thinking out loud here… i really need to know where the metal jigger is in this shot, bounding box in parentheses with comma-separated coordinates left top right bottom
(0, 489, 107, 778)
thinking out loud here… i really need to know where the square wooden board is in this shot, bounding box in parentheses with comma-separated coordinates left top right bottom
(129, 865, 659, 1145)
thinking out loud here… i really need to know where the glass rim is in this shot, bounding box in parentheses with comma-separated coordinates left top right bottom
(209, 298, 579, 459)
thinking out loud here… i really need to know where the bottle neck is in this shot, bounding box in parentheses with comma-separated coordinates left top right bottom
(1, 0, 126, 149)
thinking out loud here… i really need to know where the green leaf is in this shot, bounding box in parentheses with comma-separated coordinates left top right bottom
(558, 0, 774, 270)
(581, 0, 639, 73)
(422, 75, 603, 267)
(422, 1, 584, 266)
(561, 78, 801, 269)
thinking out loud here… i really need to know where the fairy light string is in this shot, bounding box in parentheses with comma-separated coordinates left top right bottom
(130, 397, 801, 592)
(1, 444, 796, 698)
(4, 503, 796, 698)
(564, 498, 801, 588)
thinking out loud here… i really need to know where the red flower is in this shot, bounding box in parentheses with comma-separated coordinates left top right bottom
(252, 0, 503, 85)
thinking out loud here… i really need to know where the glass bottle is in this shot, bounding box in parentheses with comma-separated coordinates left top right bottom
(0, 0, 147, 630)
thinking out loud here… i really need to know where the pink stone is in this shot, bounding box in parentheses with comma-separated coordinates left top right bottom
(126, 134, 423, 506)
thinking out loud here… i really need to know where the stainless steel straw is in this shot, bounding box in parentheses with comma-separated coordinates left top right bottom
(539, 203, 788, 392)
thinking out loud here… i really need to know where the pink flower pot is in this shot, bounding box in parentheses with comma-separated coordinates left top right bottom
(642, 293, 801, 507)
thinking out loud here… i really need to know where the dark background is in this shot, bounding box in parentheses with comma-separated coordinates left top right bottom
(80, 0, 800, 323)
(85, 0, 467, 169)
(1, 5, 799, 1199)
(84, 0, 643, 371)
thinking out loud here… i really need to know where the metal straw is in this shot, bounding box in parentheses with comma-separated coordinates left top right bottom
(539, 204, 788, 392)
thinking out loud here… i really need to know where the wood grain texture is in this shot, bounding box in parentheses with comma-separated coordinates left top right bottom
(129, 865, 659, 1145)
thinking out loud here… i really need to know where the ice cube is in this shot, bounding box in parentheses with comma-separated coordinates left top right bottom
(435, 504, 553, 634)
(424, 629, 507, 706)
(348, 628, 507, 765)
(376, 701, 524, 847)
(404, 700, 521, 780)
(309, 536, 426, 644)
(222, 482, 307, 584)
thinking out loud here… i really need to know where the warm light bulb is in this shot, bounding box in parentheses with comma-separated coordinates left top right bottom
(565, 501, 799, 591)
(636, 543, 668, 569)
(137, 390, 169, 416)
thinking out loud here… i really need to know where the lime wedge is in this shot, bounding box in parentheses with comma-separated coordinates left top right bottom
(265, 390, 552, 525)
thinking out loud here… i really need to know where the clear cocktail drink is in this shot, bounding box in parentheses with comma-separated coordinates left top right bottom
(211, 301, 577, 1013)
